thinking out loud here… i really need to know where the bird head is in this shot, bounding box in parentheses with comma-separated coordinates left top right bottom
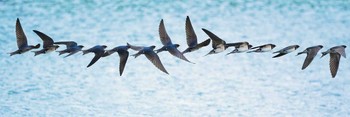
(271, 44, 276, 49)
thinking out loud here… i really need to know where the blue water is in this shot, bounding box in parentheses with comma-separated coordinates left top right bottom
(1, 1, 350, 116)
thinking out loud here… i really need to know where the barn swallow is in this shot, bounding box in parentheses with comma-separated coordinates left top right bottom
(182, 16, 210, 54)
(32, 30, 59, 56)
(155, 19, 192, 63)
(9, 18, 40, 56)
(82, 45, 107, 68)
(103, 45, 130, 76)
(272, 45, 299, 58)
(296, 45, 323, 70)
(248, 44, 276, 53)
(54, 41, 84, 58)
(128, 43, 169, 74)
(321, 45, 346, 78)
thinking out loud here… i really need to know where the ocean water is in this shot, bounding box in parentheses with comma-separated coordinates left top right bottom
(1, 0, 350, 116)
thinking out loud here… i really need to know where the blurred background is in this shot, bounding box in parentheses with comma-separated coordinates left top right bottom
(0, 0, 349, 116)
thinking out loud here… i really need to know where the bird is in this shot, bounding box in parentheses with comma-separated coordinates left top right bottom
(128, 43, 169, 74)
(182, 16, 210, 54)
(296, 45, 323, 70)
(9, 18, 40, 56)
(32, 30, 59, 56)
(226, 42, 253, 55)
(247, 44, 276, 53)
(82, 45, 107, 68)
(54, 41, 84, 58)
(155, 19, 192, 63)
(201, 28, 236, 56)
(321, 45, 346, 78)
(272, 45, 300, 58)
(102, 45, 130, 76)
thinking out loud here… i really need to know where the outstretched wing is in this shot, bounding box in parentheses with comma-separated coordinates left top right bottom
(329, 53, 340, 78)
(185, 16, 197, 47)
(117, 50, 129, 76)
(202, 28, 225, 48)
(334, 47, 346, 58)
(272, 53, 287, 58)
(54, 41, 78, 48)
(159, 19, 172, 45)
(168, 47, 192, 63)
(301, 48, 320, 70)
(127, 43, 143, 51)
(33, 30, 54, 48)
(16, 18, 28, 48)
(145, 52, 169, 74)
(194, 38, 211, 49)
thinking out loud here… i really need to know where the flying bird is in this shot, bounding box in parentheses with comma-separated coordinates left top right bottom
(82, 45, 107, 68)
(248, 44, 276, 53)
(32, 30, 59, 56)
(321, 45, 346, 78)
(155, 19, 192, 63)
(272, 45, 299, 58)
(9, 18, 40, 56)
(201, 28, 236, 56)
(226, 41, 252, 55)
(296, 45, 323, 70)
(54, 41, 84, 58)
(102, 45, 130, 76)
(128, 43, 169, 74)
(182, 16, 210, 54)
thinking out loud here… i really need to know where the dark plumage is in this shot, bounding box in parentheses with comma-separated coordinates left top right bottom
(321, 45, 346, 78)
(182, 16, 211, 54)
(156, 19, 192, 63)
(296, 45, 323, 70)
(32, 30, 59, 56)
(9, 18, 40, 56)
(82, 45, 107, 68)
(201, 28, 236, 56)
(128, 43, 169, 74)
(272, 45, 299, 58)
(103, 45, 130, 76)
(54, 41, 84, 58)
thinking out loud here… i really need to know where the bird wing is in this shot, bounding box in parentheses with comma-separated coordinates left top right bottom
(145, 52, 169, 74)
(159, 19, 172, 45)
(33, 30, 54, 48)
(185, 16, 197, 47)
(64, 50, 79, 58)
(117, 50, 129, 76)
(194, 38, 211, 49)
(334, 47, 346, 58)
(329, 53, 340, 78)
(16, 18, 28, 48)
(202, 28, 225, 48)
(272, 53, 287, 58)
(86, 48, 105, 67)
(54, 41, 78, 48)
(127, 43, 143, 51)
(251, 44, 265, 49)
(168, 47, 192, 63)
(301, 48, 320, 70)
